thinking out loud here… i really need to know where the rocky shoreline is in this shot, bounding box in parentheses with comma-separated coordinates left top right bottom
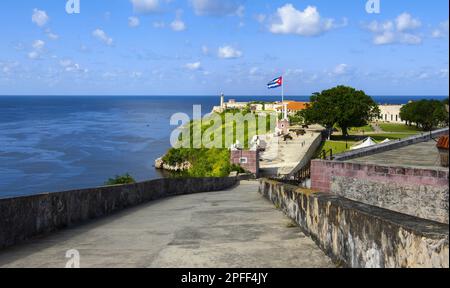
(154, 157, 192, 172)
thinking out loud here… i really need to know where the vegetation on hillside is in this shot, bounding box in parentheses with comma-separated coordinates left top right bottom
(163, 148, 245, 177)
(163, 110, 275, 177)
(301, 86, 380, 138)
(177, 109, 275, 150)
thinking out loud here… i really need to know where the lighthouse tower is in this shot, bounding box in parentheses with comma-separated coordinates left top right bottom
(220, 93, 225, 110)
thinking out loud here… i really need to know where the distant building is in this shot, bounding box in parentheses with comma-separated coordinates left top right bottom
(213, 95, 248, 113)
(287, 101, 310, 113)
(275, 101, 309, 114)
(377, 105, 405, 124)
(437, 136, 449, 167)
(276, 119, 290, 135)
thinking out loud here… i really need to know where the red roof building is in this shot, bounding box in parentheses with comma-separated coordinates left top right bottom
(437, 136, 449, 167)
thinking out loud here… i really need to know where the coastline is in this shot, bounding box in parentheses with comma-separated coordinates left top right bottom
(1, 95, 447, 198)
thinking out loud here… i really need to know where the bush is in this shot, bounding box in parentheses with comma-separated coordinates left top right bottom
(230, 164, 247, 174)
(105, 173, 136, 186)
(162, 148, 248, 178)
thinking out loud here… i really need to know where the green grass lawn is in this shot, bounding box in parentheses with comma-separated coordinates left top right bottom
(378, 123, 422, 133)
(349, 125, 374, 134)
(317, 140, 357, 157)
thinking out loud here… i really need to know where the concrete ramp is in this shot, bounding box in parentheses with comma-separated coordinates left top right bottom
(0, 181, 333, 268)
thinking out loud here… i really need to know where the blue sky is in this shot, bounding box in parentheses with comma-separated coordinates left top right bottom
(0, 0, 448, 96)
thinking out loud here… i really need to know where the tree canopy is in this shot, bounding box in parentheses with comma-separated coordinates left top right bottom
(399, 99, 448, 131)
(301, 85, 380, 137)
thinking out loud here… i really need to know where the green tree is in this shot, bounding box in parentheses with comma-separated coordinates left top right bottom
(105, 173, 136, 186)
(400, 100, 448, 131)
(301, 86, 380, 138)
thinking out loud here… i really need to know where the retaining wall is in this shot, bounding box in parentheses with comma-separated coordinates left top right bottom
(287, 132, 322, 178)
(333, 128, 449, 161)
(0, 177, 240, 250)
(259, 179, 449, 268)
(311, 160, 449, 224)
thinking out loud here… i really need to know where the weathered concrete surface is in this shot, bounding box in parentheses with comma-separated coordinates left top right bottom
(0, 181, 334, 268)
(0, 177, 242, 250)
(349, 140, 442, 168)
(259, 179, 449, 268)
(260, 126, 322, 177)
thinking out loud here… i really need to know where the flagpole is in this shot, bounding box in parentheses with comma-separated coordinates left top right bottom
(282, 74, 286, 119)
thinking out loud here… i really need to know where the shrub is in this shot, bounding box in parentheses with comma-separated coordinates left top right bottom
(105, 173, 136, 186)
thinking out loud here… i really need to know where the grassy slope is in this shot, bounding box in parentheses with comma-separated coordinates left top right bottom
(378, 123, 423, 133)
(164, 111, 275, 177)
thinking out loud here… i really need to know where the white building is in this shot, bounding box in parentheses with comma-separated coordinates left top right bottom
(377, 105, 405, 124)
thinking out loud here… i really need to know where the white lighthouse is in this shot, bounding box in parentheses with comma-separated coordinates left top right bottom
(220, 93, 225, 109)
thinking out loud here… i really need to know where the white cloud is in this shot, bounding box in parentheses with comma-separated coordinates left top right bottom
(59, 59, 87, 73)
(191, 0, 242, 16)
(170, 11, 186, 31)
(92, 29, 113, 46)
(432, 20, 449, 38)
(285, 68, 304, 76)
(249, 67, 259, 75)
(128, 16, 140, 28)
(185, 62, 202, 70)
(32, 9, 49, 27)
(418, 72, 429, 80)
(235, 5, 245, 18)
(366, 13, 422, 45)
(28, 40, 45, 60)
(28, 51, 40, 60)
(46, 31, 59, 40)
(439, 68, 449, 78)
(130, 0, 160, 14)
(332, 64, 350, 76)
(218, 45, 242, 59)
(171, 19, 186, 31)
(0, 61, 19, 75)
(396, 13, 421, 32)
(32, 40, 45, 50)
(269, 5, 346, 36)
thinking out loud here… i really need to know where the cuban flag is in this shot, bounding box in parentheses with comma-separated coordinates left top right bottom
(267, 76, 283, 89)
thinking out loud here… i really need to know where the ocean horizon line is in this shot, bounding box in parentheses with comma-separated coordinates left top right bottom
(0, 94, 448, 98)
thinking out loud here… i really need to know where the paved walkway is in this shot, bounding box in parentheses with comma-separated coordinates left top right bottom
(0, 181, 333, 268)
(260, 125, 323, 177)
(350, 140, 442, 168)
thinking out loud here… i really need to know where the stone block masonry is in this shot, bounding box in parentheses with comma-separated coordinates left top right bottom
(311, 160, 449, 224)
(0, 177, 241, 250)
(230, 150, 260, 177)
(259, 179, 449, 268)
